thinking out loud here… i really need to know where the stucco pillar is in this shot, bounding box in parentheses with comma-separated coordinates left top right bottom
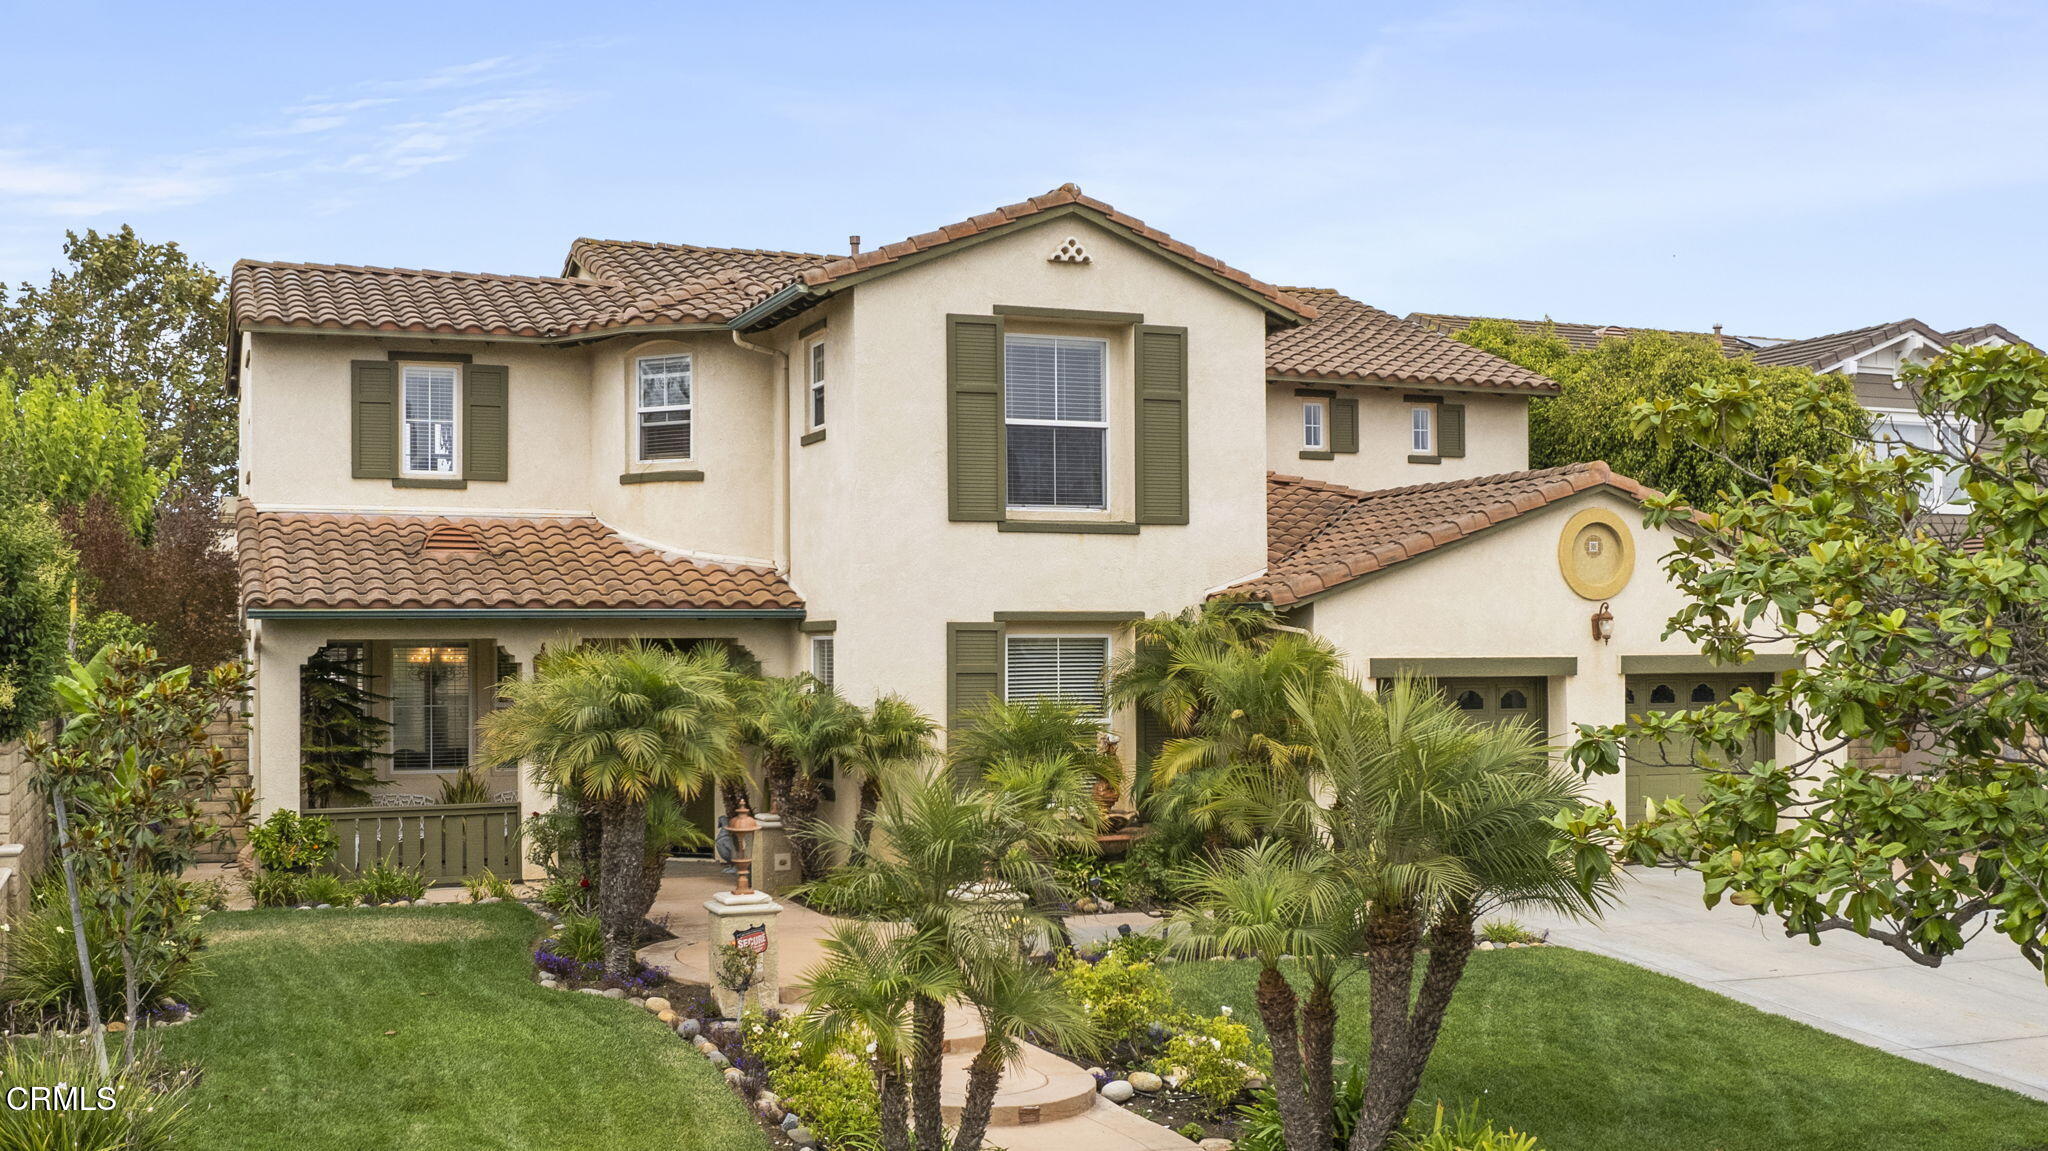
(1556, 668, 1628, 812)
(251, 626, 326, 817)
(498, 636, 551, 881)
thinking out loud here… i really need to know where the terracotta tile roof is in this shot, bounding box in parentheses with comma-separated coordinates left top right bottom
(563, 240, 837, 321)
(234, 504, 801, 613)
(1408, 312, 1761, 357)
(795, 184, 1315, 324)
(1269, 290, 1559, 393)
(230, 261, 638, 339)
(1230, 463, 1654, 606)
(1746, 318, 1950, 369)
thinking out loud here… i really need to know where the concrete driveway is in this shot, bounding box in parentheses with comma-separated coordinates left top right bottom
(1515, 867, 2048, 1101)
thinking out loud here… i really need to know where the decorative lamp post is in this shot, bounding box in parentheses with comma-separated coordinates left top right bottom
(703, 792, 782, 1017)
(726, 795, 760, 896)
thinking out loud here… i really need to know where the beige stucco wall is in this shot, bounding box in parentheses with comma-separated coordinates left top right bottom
(1304, 490, 1801, 810)
(1266, 385, 1530, 489)
(770, 216, 1273, 775)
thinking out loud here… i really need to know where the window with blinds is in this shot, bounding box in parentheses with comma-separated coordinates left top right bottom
(1004, 335, 1107, 509)
(808, 341, 827, 430)
(391, 644, 472, 772)
(637, 354, 693, 461)
(1004, 635, 1110, 718)
(402, 364, 460, 474)
(810, 636, 835, 689)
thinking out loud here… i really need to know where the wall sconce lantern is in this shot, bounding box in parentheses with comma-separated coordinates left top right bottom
(1591, 601, 1615, 644)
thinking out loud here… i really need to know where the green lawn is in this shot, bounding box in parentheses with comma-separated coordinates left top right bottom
(161, 903, 765, 1151)
(1168, 949, 2048, 1151)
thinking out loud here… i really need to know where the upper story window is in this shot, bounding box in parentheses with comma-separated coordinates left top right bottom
(807, 341, 827, 430)
(402, 364, 460, 475)
(1005, 335, 1107, 509)
(1410, 404, 1435, 455)
(1302, 401, 1326, 450)
(1874, 411, 1969, 511)
(636, 354, 693, 461)
(1004, 634, 1110, 719)
(810, 635, 835, 689)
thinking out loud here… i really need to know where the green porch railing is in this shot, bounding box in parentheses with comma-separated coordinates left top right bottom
(318, 802, 523, 883)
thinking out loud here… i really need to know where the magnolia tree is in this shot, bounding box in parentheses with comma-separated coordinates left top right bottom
(1567, 343, 2048, 971)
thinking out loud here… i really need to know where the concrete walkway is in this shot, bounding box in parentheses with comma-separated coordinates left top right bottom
(1514, 867, 2048, 1101)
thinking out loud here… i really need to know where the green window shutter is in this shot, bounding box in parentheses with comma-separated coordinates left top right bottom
(1331, 396, 1360, 454)
(1439, 403, 1466, 458)
(947, 623, 1005, 750)
(464, 365, 509, 482)
(947, 315, 1005, 521)
(350, 360, 397, 479)
(1133, 325, 1189, 525)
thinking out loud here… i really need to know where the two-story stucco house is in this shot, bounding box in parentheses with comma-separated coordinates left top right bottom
(230, 183, 1797, 874)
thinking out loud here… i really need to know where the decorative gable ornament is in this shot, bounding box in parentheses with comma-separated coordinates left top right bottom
(1049, 236, 1091, 265)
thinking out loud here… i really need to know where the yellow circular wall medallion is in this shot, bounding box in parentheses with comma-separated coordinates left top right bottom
(1557, 507, 1635, 600)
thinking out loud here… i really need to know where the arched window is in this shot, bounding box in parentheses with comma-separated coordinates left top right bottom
(1456, 690, 1485, 711)
(1691, 683, 1717, 703)
(1650, 684, 1676, 705)
(1500, 689, 1528, 710)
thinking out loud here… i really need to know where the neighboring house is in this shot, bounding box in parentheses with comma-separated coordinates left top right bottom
(230, 183, 1795, 875)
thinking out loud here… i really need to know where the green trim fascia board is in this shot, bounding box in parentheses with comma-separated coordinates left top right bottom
(1368, 657, 1579, 678)
(394, 476, 467, 489)
(249, 608, 806, 621)
(1299, 450, 1335, 461)
(730, 282, 815, 330)
(387, 350, 472, 363)
(1292, 387, 1336, 398)
(619, 469, 705, 484)
(798, 620, 838, 634)
(1619, 654, 1802, 674)
(799, 429, 827, 446)
(993, 304, 1145, 325)
(993, 611, 1145, 623)
(996, 520, 1141, 535)
(798, 318, 828, 338)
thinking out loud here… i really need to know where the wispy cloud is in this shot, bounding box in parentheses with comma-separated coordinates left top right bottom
(0, 52, 576, 223)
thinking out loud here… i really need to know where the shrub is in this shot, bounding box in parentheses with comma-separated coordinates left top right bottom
(0, 503, 72, 741)
(186, 876, 230, 911)
(1478, 920, 1543, 945)
(1056, 948, 1177, 1044)
(0, 1034, 191, 1150)
(1238, 1064, 1364, 1151)
(246, 809, 337, 872)
(1156, 1012, 1267, 1113)
(298, 872, 356, 907)
(1178, 1122, 1207, 1142)
(1105, 932, 1167, 964)
(545, 913, 604, 965)
(347, 858, 427, 904)
(745, 1011, 882, 1148)
(1399, 1101, 1544, 1151)
(463, 867, 515, 901)
(0, 882, 203, 1019)
(438, 767, 491, 804)
(245, 871, 303, 908)
(538, 875, 592, 914)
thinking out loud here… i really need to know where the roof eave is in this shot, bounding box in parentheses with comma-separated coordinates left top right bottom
(246, 607, 807, 621)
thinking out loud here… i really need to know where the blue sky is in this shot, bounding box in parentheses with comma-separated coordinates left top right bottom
(3, 0, 2044, 339)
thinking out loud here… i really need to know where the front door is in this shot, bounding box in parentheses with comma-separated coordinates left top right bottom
(1622, 673, 1773, 821)
(1437, 677, 1549, 737)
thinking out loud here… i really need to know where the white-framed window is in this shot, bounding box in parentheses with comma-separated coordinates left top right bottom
(401, 363, 460, 475)
(807, 341, 827, 430)
(636, 354, 693, 461)
(810, 635, 836, 690)
(1410, 404, 1436, 455)
(391, 643, 472, 772)
(1005, 335, 1108, 509)
(1874, 411, 1969, 511)
(1004, 635, 1110, 719)
(1302, 401, 1326, 450)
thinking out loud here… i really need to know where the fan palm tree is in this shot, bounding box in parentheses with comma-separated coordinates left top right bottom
(844, 694, 937, 852)
(802, 770, 1089, 1151)
(742, 674, 864, 881)
(799, 922, 960, 1151)
(1170, 842, 1358, 1151)
(948, 698, 1120, 788)
(480, 643, 742, 977)
(949, 956, 1094, 1151)
(1285, 675, 1619, 1151)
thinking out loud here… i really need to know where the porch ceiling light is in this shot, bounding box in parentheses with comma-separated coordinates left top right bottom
(1591, 601, 1615, 643)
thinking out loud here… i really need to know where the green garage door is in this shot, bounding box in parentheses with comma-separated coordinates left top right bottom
(1623, 673, 1772, 821)
(1437, 678, 1549, 736)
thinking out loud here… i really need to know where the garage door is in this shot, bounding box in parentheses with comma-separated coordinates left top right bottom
(1437, 677, 1549, 736)
(1623, 673, 1772, 821)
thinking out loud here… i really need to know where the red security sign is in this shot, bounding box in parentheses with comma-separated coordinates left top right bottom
(733, 925, 768, 955)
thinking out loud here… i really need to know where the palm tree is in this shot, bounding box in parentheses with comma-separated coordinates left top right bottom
(480, 643, 742, 977)
(802, 770, 1091, 1151)
(742, 674, 864, 882)
(947, 698, 1120, 789)
(844, 694, 937, 852)
(1286, 675, 1619, 1151)
(949, 957, 1093, 1151)
(1170, 842, 1357, 1151)
(799, 922, 959, 1151)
